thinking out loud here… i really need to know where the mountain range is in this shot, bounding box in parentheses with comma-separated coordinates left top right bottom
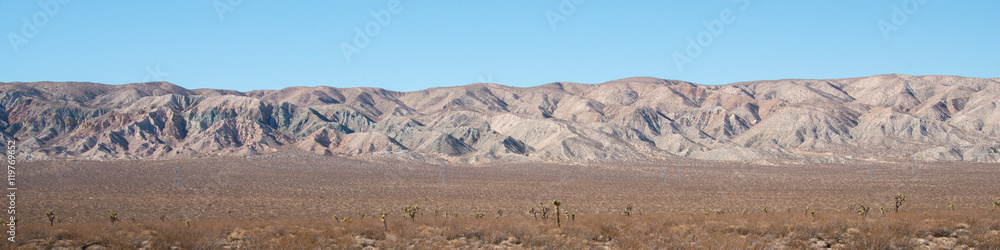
(3, 74, 999, 163)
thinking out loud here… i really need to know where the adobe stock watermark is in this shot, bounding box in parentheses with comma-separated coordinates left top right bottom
(142, 64, 169, 82)
(545, 0, 587, 31)
(672, 0, 751, 73)
(7, 0, 71, 54)
(213, 0, 244, 21)
(877, 0, 928, 41)
(477, 73, 494, 84)
(340, 0, 408, 63)
(5, 139, 16, 243)
(661, 163, 683, 185)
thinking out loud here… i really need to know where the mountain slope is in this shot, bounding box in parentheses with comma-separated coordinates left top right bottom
(2, 74, 999, 163)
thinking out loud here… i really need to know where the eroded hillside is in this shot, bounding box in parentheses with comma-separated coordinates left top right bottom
(2, 74, 999, 163)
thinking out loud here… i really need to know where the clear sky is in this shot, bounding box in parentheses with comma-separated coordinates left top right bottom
(1, 1, 997, 92)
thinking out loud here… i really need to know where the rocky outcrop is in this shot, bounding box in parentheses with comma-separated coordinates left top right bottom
(3, 74, 1000, 163)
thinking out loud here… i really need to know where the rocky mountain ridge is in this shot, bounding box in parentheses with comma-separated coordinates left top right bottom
(2, 74, 999, 163)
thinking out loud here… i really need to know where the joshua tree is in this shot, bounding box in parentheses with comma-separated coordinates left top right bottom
(879, 206, 886, 216)
(496, 209, 503, 218)
(804, 207, 810, 217)
(763, 207, 769, 214)
(539, 203, 551, 220)
(158, 214, 166, 222)
(403, 205, 420, 221)
(358, 212, 365, 220)
(858, 205, 870, 219)
(528, 206, 538, 220)
(894, 194, 907, 213)
(380, 213, 388, 231)
(993, 199, 1000, 211)
(553, 200, 562, 227)
(950, 204, 956, 211)
(45, 210, 56, 226)
(474, 212, 485, 219)
(184, 220, 190, 228)
(108, 212, 118, 225)
(624, 203, 634, 216)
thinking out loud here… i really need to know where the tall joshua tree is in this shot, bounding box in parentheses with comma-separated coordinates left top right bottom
(894, 194, 907, 213)
(381, 213, 389, 231)
(45, 210, 56, 226)
(553, 200, 562, 228)
(403, 205, 419, 221)
(858, 205, 870, 219)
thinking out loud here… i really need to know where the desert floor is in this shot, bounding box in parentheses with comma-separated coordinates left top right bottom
(8, 153, 1000, 249)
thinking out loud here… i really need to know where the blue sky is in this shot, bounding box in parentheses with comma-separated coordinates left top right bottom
(1, 1, 997, 92)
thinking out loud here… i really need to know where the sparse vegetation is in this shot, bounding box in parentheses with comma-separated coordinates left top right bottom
(11, 157, 1000, 249)
(6, 211, 1000, 249)
(624, 203, 634, 216)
